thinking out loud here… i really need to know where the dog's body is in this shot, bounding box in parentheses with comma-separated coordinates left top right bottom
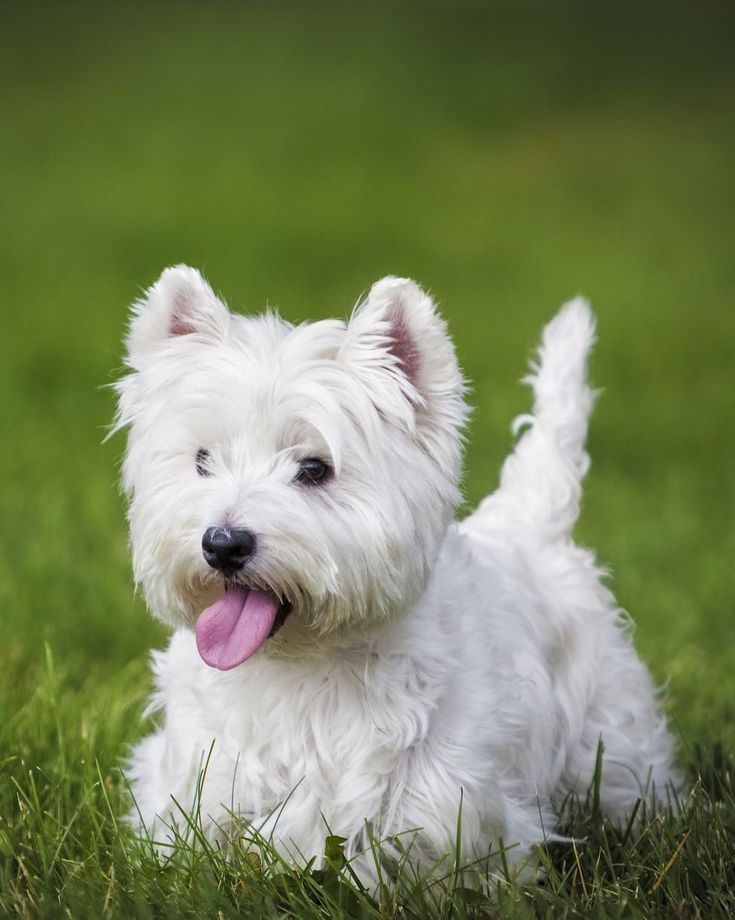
(116, 268, 677, 883)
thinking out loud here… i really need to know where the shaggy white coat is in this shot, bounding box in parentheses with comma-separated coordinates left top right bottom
(115, 267, 678, 884)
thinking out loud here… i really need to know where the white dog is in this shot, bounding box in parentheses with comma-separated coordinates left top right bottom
(115, 267, 678, 885)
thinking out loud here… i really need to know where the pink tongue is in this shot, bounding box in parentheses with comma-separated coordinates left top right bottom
(195, 586, 281, 670)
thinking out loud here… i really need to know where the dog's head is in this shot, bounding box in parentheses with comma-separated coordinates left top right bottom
(114, 266, 467, 666)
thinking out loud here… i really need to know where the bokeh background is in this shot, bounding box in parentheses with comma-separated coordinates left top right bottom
(1, 1, 733, 756)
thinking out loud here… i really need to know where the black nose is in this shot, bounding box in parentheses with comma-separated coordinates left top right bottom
(202, 527, 256, 574)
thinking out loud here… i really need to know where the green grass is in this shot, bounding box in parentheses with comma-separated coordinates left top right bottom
(1, 1, 734, 916)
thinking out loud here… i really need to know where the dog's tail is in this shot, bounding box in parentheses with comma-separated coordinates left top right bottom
(470, 298, 597, 542)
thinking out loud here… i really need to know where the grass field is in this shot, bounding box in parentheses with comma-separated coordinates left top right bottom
(1, 2, 734, 916)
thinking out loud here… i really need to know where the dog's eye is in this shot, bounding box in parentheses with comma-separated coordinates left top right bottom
(195, 448, 211, 477)
(296, 458, 331, 486)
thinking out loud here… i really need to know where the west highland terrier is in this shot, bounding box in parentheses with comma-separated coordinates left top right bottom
(114, 266, 678, 885)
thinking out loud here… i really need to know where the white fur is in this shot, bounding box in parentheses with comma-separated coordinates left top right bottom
(115, 267, 679, 885)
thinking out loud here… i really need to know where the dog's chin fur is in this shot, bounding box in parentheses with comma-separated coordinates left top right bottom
(114, 267, 680, 888)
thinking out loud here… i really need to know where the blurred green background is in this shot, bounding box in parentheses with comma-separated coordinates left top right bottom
(1, 0, 733, 749)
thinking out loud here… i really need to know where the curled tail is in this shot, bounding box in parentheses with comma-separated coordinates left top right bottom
(471, 298, 597, 542)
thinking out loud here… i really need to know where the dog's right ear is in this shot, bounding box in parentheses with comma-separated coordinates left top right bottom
(125, 265, 230, 366)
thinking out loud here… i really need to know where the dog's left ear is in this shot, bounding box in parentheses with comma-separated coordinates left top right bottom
(341, 276, 466, 428)
(125, 265, 230, 367)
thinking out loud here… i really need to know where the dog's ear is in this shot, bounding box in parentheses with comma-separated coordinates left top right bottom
(341, 276, 465, 426)
(125, 265, 230, 365)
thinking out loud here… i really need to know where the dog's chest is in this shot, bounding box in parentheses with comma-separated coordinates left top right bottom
(181, 638, 442, 822)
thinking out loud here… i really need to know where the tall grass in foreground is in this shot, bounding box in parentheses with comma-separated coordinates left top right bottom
(2, 646, 733, 918)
